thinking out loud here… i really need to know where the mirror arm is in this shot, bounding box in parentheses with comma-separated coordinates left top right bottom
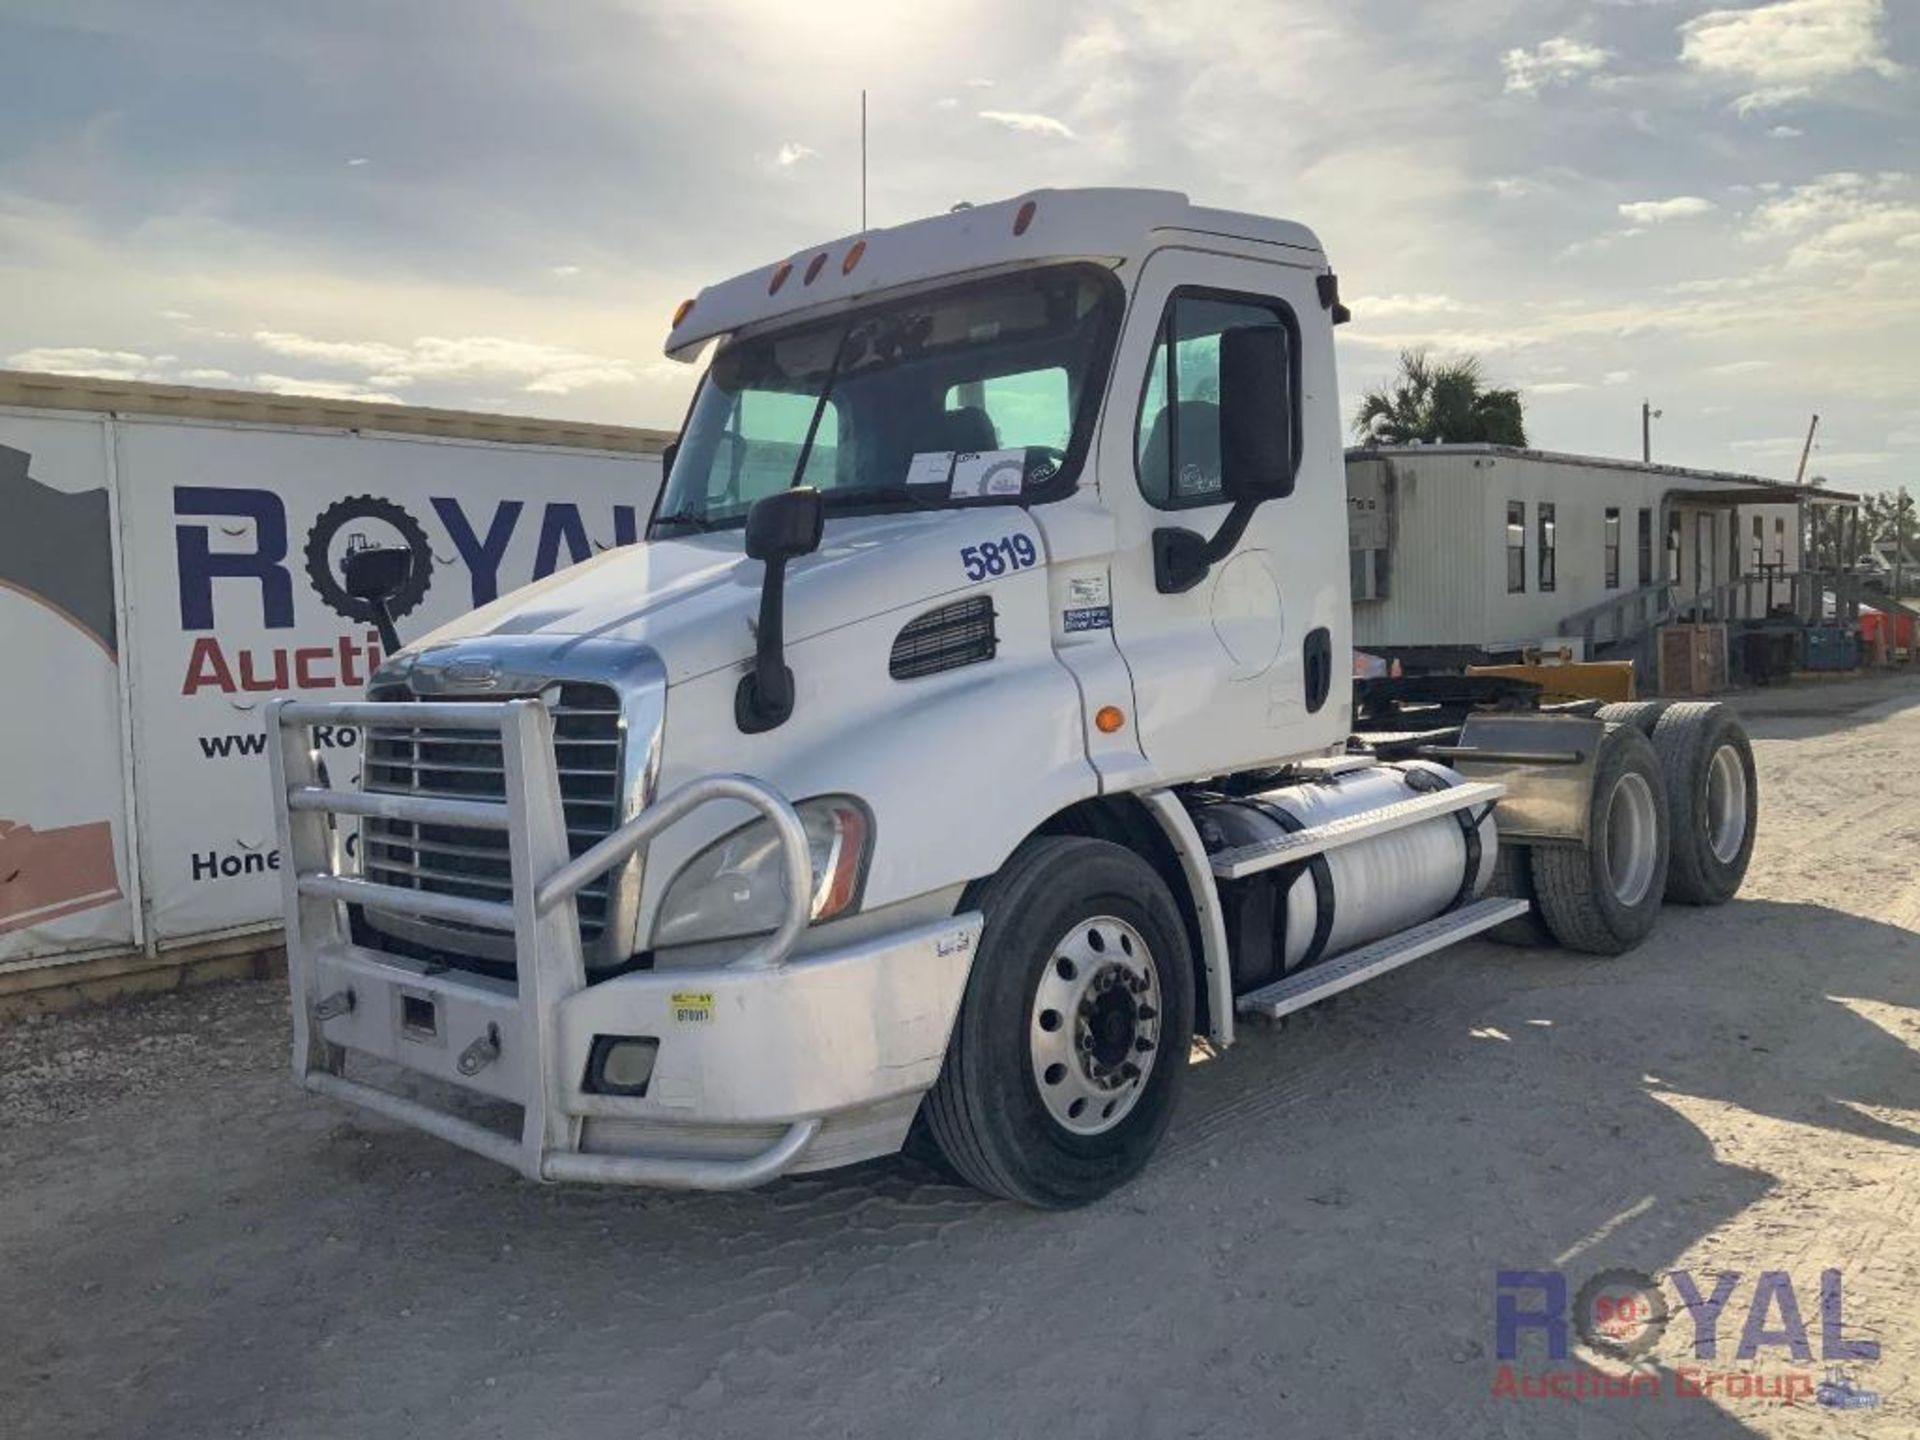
(367, 599, 402, 657)
(735, 555, 796, 733)
(1152, 498, 1260, 595)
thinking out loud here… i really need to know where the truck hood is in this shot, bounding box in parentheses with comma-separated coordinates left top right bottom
(405, 508, 1026, 685)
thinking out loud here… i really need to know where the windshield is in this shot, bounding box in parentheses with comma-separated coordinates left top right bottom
(654, 265, 1120, 533)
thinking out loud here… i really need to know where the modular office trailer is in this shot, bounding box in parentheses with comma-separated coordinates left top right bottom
(1345, 445, 1822, 667)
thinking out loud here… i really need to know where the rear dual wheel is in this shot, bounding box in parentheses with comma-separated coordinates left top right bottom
(1650, 702, 1757, 905)
(925, 836, 1194, 1208)
(1529, 723, 1671, 956)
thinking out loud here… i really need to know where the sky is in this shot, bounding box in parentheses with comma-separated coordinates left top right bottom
(0, 0, 1914, 494)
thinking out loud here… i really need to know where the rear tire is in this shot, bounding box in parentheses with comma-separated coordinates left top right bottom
(925, 836, 1195, 1208)
(1596, 700, 1670, 736)
(1530, 724, 1670, 956)
(1485, 841, 1555, 947)
(1650, 702, 1757, 905)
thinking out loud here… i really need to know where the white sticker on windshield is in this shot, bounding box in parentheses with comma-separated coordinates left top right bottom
(950, 449, 1027, 499)
(905, 450, 955, 488)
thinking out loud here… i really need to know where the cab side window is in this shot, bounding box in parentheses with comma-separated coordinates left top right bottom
(1135, 292, 1298, 510)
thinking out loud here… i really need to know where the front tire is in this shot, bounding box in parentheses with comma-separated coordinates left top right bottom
(925, 836, 1195, 1208)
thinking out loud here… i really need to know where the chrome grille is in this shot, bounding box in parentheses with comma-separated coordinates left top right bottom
(361, 682, 623, 945)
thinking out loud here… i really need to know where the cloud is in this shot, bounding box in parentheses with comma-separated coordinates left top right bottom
(178, 367, 236, 383)
(1745, 171, 1920, 268)
(1502, 37, 1610, 95)
(549, 264, 582, 278)
(774, 142, 817, 168)
(252, 373, 406, 404)
(1529, 381, 1589, 394)
(250, 330, 642, 395)
(1618, 196, 1718, 225)
(346, 157, 370, 167)
(1604, 370, 1635, 385)
(1711, 359, 1773, 374)
(5, 345, 169, 380)
(978, 110, 1076, 139)
(1352, 293, 1466, 318)
(1680, 0, 1903, 114)
(1768, 125, 1804, 138)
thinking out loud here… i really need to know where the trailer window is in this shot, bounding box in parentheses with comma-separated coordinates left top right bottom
(1506, 501, 1527, 593)
(1752, 514, 1764, 569)
(1604, 507, 1622, 590)
(1135, 289, 1300, 510)
(1538, 502, 1556, 592)
(1638, 508, 1653, 587)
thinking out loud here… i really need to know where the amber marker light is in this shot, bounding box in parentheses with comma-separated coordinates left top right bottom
(671, 297, 695, 327)
(842, 239, 867, 274)
(1095, 705, 1127, 734)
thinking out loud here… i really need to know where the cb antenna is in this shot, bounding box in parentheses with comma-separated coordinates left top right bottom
(860, 89, 868, 231)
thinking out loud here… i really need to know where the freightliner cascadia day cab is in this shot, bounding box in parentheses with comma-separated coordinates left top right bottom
(268, 190, 1759, 1207)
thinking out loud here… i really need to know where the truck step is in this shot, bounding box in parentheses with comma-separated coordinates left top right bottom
(1208, 781, 1505, 880)
(1234, 896, 1531, 1020)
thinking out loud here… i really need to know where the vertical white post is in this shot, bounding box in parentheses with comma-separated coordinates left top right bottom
(500, 698, 587, 1177)
(266, 699, 344, 1080)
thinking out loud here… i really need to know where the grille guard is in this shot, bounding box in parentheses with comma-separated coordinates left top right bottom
(266, 696, 818, 1187)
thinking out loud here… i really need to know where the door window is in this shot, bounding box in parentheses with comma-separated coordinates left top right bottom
(1135, 291, 1299, 510)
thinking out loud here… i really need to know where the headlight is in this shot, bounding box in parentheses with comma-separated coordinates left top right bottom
(651, 795, 872, 949)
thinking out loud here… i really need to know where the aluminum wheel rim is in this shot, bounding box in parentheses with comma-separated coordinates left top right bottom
(1705, 744, 1748, 864)
(1604, 771, 1659, 908)
(1029, 916, 1161, 1136)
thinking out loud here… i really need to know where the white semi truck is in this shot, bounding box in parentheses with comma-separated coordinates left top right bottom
(267, 189, 1758, 1207)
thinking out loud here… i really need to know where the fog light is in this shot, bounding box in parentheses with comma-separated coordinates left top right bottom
(585, 1036, 659, 1096)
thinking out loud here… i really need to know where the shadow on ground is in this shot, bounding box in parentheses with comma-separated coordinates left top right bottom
(4, 894, 1914, 1439)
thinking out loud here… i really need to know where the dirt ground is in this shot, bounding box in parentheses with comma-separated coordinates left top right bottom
(4, 674, 1918, 1439)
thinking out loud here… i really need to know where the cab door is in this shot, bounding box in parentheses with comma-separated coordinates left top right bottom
(1097, 243, 1350, 783)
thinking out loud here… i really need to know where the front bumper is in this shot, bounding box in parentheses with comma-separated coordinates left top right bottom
(266, 694, 980, 1191)
(299, 912, 981, 1187)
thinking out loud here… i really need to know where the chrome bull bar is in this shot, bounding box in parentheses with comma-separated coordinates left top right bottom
(265, 696, 818, 1188)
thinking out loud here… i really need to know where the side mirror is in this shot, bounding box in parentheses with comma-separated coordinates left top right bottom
(1153, 327, 1295, 594)
(660, 438, 679, 482)
(737, 487, 824, 733)
(744, 485, 825, 564)
(341, 544, 413, 654)
(342, 544, 413, 605)
(1218, 327, 1295, 502)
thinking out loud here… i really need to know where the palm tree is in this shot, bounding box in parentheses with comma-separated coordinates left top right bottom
(1351, 348, 1528, 447)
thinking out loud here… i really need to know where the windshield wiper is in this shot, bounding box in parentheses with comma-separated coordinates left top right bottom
(786, 320, 857, 491)
(651, 510, 721, 532)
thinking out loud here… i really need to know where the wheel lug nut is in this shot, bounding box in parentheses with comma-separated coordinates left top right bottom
(1135, 1037, 1155, 1053)
(1137, 1005, 1157, 1021)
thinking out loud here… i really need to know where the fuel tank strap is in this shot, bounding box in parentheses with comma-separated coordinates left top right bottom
(1246, 797, 1337, 970)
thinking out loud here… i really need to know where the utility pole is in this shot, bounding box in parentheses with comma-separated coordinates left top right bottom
(1792, 412, 1820, 487)
(1641, 400, 1661, 463)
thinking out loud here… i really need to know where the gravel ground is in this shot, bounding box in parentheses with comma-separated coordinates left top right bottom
(4, 674, 1918, 1439)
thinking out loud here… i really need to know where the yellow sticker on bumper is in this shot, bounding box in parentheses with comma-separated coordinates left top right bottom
(670, 991, 714, 1023)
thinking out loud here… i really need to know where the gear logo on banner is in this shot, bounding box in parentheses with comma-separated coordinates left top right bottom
(302, 495, 434, 625)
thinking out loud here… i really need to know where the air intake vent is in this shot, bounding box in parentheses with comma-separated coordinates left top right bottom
(890, 596, 998, 680)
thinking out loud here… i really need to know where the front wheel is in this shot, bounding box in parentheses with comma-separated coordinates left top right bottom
(924, 836, 1195, 1208)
